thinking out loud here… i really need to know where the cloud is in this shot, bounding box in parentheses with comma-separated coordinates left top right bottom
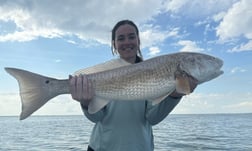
(177, 40, 204, 52)
(0, 0, 163, 44)
(230, 67, 247, 74)
(212, 11, 227, 22)
(163, 0, 237, 19)
(139, 26, 181, 56)
(173, 93, 221, 114)
(0, 93, 21, 116)
(0, 28, 64, 42)
(222, 92, 252, 113)
(33, 95, 82, 116)
(140, 25, 180, 49)
(147, 46, 160, 56)
(0, 93, 82, 116)
(216, 0, 252, 41)
(54, 59, 62, 63)
(228, 40, 252, 52)
(224, 101, 252, 110)
(66, 40, 77, 45)
(1, 0, 246, 52)
(162, 0, 252, 53)
(0, 6, 64, 42)
(173, 92, 252, 114)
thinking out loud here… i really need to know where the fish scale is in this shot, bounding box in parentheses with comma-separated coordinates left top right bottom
(89, 57, 173, 101)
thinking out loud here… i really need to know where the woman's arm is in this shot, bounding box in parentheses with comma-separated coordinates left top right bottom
(146, 75, 198, 125)
(145, 96, 181, 125)
(82, 104, 106, 123)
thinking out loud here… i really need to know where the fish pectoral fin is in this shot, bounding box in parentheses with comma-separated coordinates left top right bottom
(175, 75, 191, 95)
(151, 92, 173, 105)
(88, 97, 110, 114)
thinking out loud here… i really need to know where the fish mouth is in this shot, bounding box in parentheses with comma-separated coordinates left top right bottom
(215, 57, 224, 69)
(213, 57, 224, 76)
(206, 55, 223, 72)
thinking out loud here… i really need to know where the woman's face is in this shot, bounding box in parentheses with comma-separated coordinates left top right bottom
(114, 24, 140, 63)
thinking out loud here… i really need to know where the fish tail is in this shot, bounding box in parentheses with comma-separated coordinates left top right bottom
(5, 67, 68, 120)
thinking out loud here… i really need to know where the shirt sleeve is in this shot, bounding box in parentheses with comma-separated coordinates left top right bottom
(81, 103, 106, 123)
(145, 96, 182, 125)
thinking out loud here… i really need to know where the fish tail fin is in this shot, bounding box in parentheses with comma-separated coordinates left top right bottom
(5, 67, 65, 120)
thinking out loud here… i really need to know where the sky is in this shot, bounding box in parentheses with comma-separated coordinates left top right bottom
(0, 0, 252, 117)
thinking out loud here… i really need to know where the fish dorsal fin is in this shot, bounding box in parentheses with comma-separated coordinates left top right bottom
(88, 97, 110, 114)
(74, 58, 131, 75)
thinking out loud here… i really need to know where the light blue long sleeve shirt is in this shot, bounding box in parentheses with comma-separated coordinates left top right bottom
(81, 96, 181, 151)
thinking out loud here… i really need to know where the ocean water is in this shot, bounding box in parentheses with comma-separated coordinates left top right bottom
(0, 114, 251, 151)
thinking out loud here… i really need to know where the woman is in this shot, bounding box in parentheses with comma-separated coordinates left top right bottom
(69, 20, 197, 151)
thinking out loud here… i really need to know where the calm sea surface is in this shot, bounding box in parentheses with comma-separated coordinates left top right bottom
(0, 114, 251, 151)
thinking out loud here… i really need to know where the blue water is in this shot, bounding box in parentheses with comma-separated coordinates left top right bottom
(0, 114, 251, 151)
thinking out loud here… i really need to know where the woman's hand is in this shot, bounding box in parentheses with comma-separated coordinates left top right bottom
(69, 74, 94, 108)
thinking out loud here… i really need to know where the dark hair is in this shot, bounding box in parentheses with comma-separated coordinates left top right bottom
(111, 20, 143, 60)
